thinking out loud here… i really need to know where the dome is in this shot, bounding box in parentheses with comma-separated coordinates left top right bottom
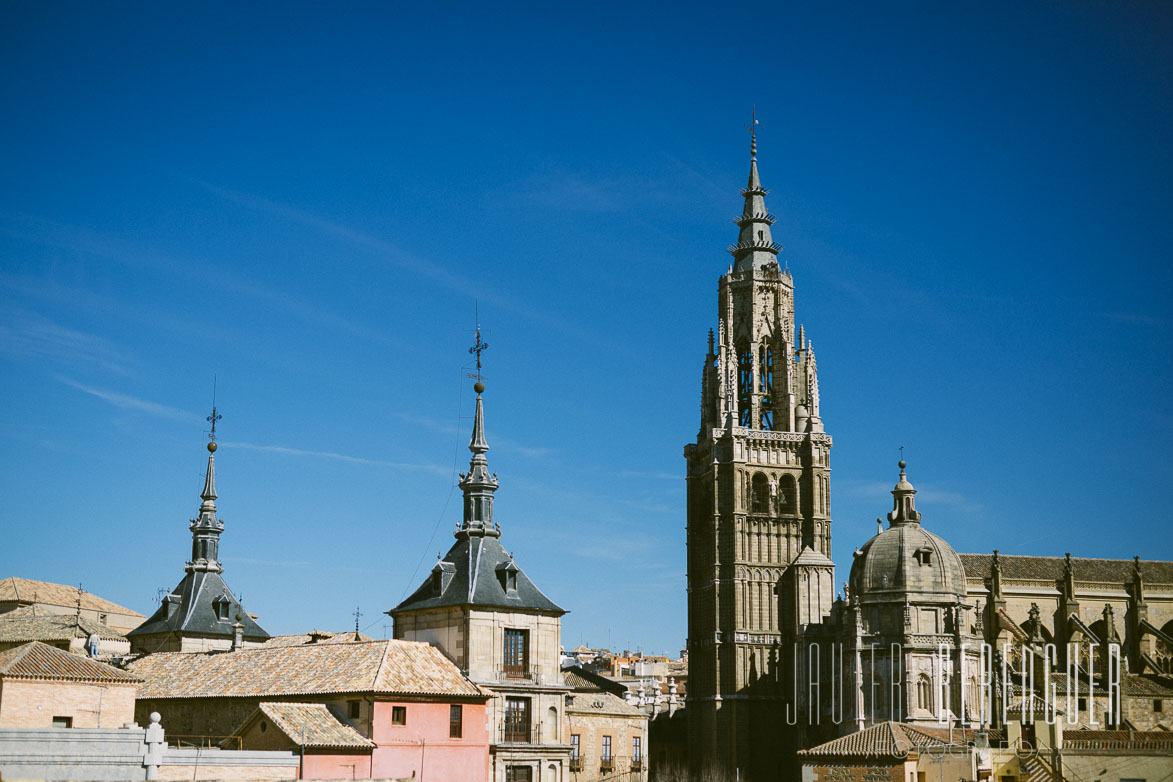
(848, 461, 967, 603)
(849, 524, 967, 601)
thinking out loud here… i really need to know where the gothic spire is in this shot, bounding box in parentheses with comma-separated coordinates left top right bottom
(188, 405, 225, 574)
(728, 110, 782, 272)
(457, 381, 500, 539)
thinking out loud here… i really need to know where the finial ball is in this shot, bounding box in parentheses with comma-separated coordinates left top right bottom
(235, 612, 243, 621)
(898, 460, 906, 470)
(208, 441, 218, 453)
(474, 381, 485, 394)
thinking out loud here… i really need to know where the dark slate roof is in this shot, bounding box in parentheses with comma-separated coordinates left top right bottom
(392, 534, 565, 616)
(128, 571, 268, 642)
(0, 609, 125, 643)
(959, 554, 1173, 584)
(0, 641, 140, 683)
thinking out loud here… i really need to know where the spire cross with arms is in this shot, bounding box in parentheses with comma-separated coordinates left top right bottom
(467, 302, 489, 381)
(206, 376, 222, 442)
(353, 606, 362, 635)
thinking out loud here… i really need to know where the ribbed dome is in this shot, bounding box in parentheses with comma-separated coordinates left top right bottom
(849, 524, 967, 601)
(848, 461, 967, 603)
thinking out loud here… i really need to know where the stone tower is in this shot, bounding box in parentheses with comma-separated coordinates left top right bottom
(128, 428, 268, 654)
(390, 382, 571, 782)
(685, 133, 834, 779)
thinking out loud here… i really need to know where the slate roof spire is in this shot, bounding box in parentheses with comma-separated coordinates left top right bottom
(188, 435, 225, 573)
(457, 381, 500, 539)
(729, 108, 782, 272)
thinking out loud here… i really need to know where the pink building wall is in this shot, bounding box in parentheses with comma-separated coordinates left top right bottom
(371, 700, 489, 781)
(301, 753, 373, 780)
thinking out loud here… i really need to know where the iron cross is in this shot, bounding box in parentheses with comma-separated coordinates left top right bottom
(206, 377, 222, 441)
(467, 303, 489, 380)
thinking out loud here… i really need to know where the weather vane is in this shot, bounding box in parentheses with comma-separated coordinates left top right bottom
(353, 606, 362, 634)
(899, 445, 905, 462)
(206, 376, 222, 442)
(745, 105, 760, 157)
(467, 301, 489, 381)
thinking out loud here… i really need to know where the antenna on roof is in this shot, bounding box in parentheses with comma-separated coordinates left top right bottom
(74, 583, 84, 628)
(353, 606, 362, 640)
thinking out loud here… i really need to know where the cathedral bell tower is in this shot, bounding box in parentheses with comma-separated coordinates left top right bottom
(685, 124, 834, 778)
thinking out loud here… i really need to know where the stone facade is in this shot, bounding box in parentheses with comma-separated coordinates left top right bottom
(565, 691, 647, 781)
(0, 679, 137, 729)
(685, 135, 835, 779)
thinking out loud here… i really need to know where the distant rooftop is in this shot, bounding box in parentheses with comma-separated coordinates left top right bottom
(0, 577, 144, 618)
(0, 641, 140, 684)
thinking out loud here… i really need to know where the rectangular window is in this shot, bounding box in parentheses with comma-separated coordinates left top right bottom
(504, 697, 530, 743)
(449, 704, 463, 738)
(632, 735, 641, 761)
(506, 767, 532, 782)
(51, 716, 73, 729)
(503, 628, 529, 677)
(602, 735, 612, 762)
(1078, 697, 1087, 711)
(570, 734, 580, 759)
(348, 700, 360, 719)
(1155, 699, 1164, 713)
(391, 706, 407, 725)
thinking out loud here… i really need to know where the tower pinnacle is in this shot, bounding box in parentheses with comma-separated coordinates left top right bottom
(189, 403, 225, 574)
(728, 112, 781, 271)
(457, 381, 500, 539)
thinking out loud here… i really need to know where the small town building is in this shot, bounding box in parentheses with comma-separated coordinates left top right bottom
(390, 382, 573, 782)
(262, 629, 372, 647)
(127, 433, 269, 654)
(230, 702, 376, 779)
(0, 577, 144, 634)
(562, 668, 648, 781)
(0, 606, 129, 656)
(128, 638, 490, 779)
(0, 640, 141, 729)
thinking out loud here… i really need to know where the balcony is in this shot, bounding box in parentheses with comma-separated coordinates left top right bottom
(631, 759, 643, 771)
(600, 757, 613, 772)
(492, 667, 562, 685)
(569, 757, 584, 773)
(499, 722, 532, 744)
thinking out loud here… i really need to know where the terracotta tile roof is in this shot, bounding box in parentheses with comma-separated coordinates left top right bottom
(1063, 730, 1173, 750)
(263, 631, 372, 647)
(799, 722, 997, 758)
(0, 641, 140, 683)
(0, 609, 126, 643)
(250, 702, 374, 748)
(129, 639, 488, 699)
(1126, 674, 1173, 698)
(958, 554, 1173, 584)
(0, 578, 143, 617)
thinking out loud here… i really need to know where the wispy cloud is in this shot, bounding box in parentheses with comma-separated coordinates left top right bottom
(838, 480, 980, 513)
(0, 311, 132, 374)
(56, 376, 198, 421)
(619, 469, 681, 482)
(222, 556, 313, 569)
(198, 183, 623, 353)
(1104, 312, 1166, 326)
(222, 440, 450, 475)
(395, 412, 554, 459)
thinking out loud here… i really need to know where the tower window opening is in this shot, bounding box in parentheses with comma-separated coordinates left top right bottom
(738, 346, 753, 427)
(758, 346, 774, 430)
(751, 473, 769, 514)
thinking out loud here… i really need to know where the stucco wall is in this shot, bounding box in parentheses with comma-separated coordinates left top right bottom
(371, 699, 489, 780)
(0, 678, 137, 728)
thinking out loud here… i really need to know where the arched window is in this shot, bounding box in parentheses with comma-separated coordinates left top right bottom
(737, 345, 753, 427)
(751, 473, 769, 514)
(758, 345, 774, 430)
(917, 676, 934, 713)
(779, 474, 797, 515)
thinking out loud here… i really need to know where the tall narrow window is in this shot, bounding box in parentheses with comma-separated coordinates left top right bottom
(449, 704, 463, 738)
(751, 473, 769, 514)
(738, 345, 753, 427)
(759, 345, 774, 429)
(570, 734, 580, 759)
(601, 735, 612, 763)
(633, 735, 642, 762)
(504, 697, 530, 743)
(503, 629, 529, 677)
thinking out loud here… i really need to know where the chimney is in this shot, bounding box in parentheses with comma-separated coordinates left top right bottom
(231, 613, 244, 651)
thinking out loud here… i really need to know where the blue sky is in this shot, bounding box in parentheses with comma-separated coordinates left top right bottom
(1, 2, 1170, 655)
